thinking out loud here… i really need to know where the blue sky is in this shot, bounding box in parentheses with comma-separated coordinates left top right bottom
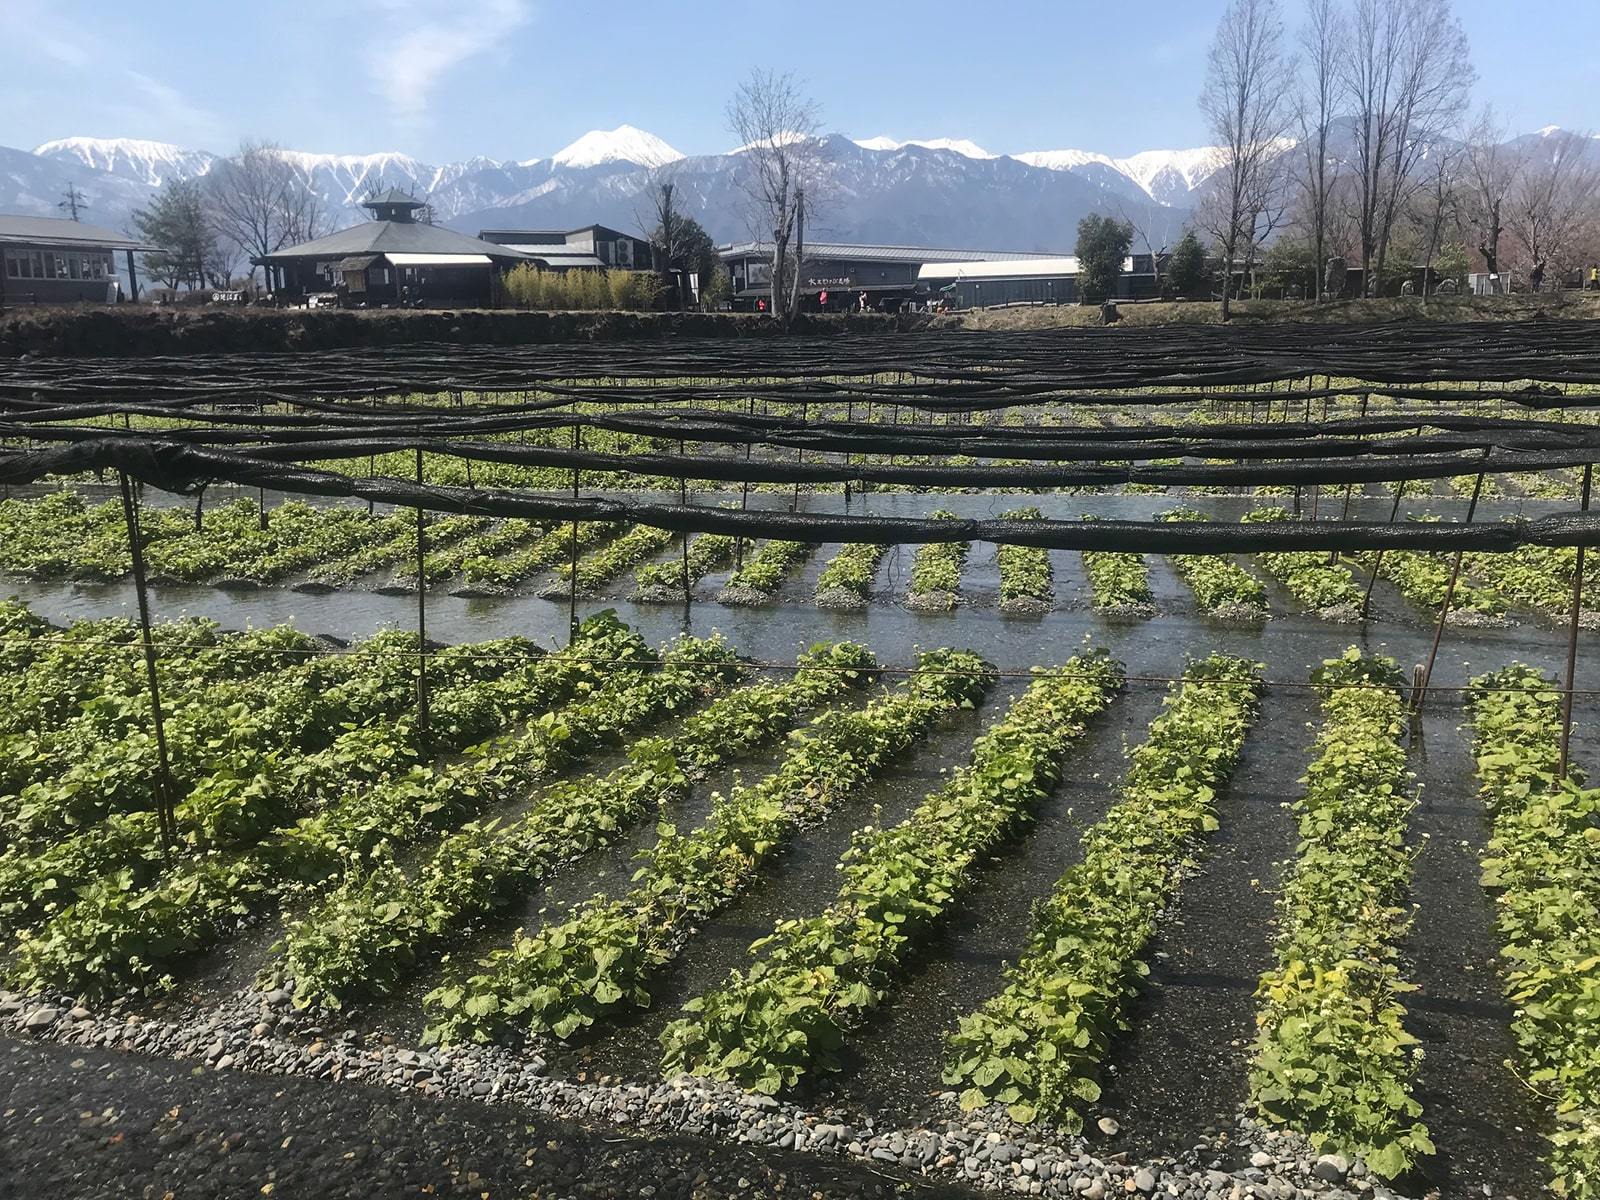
(3, 0, 1596, 162)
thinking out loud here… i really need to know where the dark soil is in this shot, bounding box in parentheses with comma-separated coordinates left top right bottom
(1400, 708, 1549, 1199)
(0, 1036, 972, 1199)
(1091, 686, 1311, 1161)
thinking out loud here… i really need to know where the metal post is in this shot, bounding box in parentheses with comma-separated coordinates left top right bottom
(1360, 476, 1408, 620)
(413, 448, 430, 746)
(118, 471, 176, 853)
(1558, 463, 1593, 779)
(1413, 453, 1489, 713)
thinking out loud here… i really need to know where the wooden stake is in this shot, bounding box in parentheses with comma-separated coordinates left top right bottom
(1360, 476, 1408, 620)
(118, 471, 176, 854)
(1413, 453, 1488, 714)
(569, 422, 581, 646)
(1559, 463, 1593, 779)
(414, 448, 430, 747)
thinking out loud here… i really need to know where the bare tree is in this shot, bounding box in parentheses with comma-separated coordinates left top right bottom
(640, 174, 689, 309)
(1113, 195, 1183, 295)
(1294, 0, 1343, 296)
(1408, 134, 1465, 294)
(726, 70, 822, 329)
(208, 139, 325, 286)
(1341, 0, 1473, 295)
(1199, 0, 1295, 319)
(1461, 108, 1514, 273)
(1506, 129, 1600, 285)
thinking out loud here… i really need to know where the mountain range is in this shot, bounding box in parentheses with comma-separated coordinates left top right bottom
(4, 125, 1207, 253)
(4, 123, 1586, 256)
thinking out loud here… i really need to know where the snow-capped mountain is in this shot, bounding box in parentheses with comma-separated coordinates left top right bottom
(853, 136, 997, 160)
(1017, 145, 1227, 204)
(33, 136, 217, 188)
(550, 125, 684, 170)
(0, 124, 1563, 255)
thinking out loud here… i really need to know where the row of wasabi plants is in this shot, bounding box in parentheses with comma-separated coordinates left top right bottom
(1349, 542, 1506, 624)
(1243, 508, 1364, 620)
(0, 627, 509, 935)
(996, 507, 1054, 615)
(659, 648, 1123, 1093)
(459, 520, 623, 593)
(542, 524, 675, 598)
(422, 648, 996, 1045)
(1247, 649, 1430, 1180)
(307, 514, 486, 589)
(633, 533, 744, 601)
(1469, 667, 1600, 1199)
(1162, 509, 1267, 618)
(941, 654, 1262, 1127)
(815, 542, 890, 609)
(1080, 541, 1155, 618)
(719, 540, 814, 605)
(275, 641, 877, 1011)
(905, 510, 969, 612)
(5, 619, 739, 999)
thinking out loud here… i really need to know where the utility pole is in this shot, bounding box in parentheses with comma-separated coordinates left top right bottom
(58, 185, 88, 221)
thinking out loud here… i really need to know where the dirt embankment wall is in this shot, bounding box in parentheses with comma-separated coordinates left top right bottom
(0, 307, 949, 358)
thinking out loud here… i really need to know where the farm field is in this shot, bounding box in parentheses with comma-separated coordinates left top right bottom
(2, 324, 1600, 1200)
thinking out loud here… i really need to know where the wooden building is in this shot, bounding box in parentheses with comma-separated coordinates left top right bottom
(256, 190, 532, 307)
(0, 214, 146, 305)
(478, 226, 655, 272)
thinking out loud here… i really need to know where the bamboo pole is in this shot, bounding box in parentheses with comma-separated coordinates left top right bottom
(117, 471, 176, 854)
(1412, 452, 1489, 713)
(1360, 475, 1408, 619)
(1559, 463, 1594, 779)
(413, 448, 430, 746)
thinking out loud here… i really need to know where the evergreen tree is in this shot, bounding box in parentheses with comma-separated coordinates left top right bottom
(1166, 230, 1208, 298)
(1074, 214, 1135, 305)
(132, 178, 223, 290)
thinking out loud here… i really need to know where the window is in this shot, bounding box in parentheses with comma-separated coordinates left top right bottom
(4, 251, 18, 278)
(68, 255, 82, 280)
(29, 252, 43, 279)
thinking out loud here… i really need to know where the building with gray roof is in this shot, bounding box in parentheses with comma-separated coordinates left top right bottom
(257, 191, 533, 307)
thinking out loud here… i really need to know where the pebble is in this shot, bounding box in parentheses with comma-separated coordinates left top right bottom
(1, 982, 1376, 1200)
(1312, 1154, 1349, 1184)
(23, 1006, 59, 1030)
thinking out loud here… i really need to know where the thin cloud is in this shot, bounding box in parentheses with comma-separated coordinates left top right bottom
(364, 0, 530, 121)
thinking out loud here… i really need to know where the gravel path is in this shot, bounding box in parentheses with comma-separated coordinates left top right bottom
(0, 1035, 973, 1200)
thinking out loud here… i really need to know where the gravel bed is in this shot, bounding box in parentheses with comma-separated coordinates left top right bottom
(816, 586, 870, 609)
(717, 584, 776, 606)
(904, 590, 960, 613)
(0, 1036, 953, 1200)
(998, 595, 1052, 617)
(1, 989, 1386, 1200)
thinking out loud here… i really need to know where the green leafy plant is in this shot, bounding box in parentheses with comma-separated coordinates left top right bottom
(660, 649, 1123, 1093)
(278, 642, 877, 1010)
(1469, 666, 1600, 1199)
(941, 654, 1261, 1127)
(422, 649, 996, 1046)
(1248, 648, 1431, 1179)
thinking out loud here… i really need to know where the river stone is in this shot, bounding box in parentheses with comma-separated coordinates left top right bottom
(23, 1006, 59, 1030)
(1097, 1117, 1121, 1137)
(1313, 1154, 1350, 1183)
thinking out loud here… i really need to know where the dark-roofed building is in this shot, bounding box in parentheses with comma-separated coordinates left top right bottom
(478, 226, 654, 272)
(718, 241, 1070, 311)
(719, 241, 1170, 311)
(257, 190, 532, 307)
(0, 214, 148, 305)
